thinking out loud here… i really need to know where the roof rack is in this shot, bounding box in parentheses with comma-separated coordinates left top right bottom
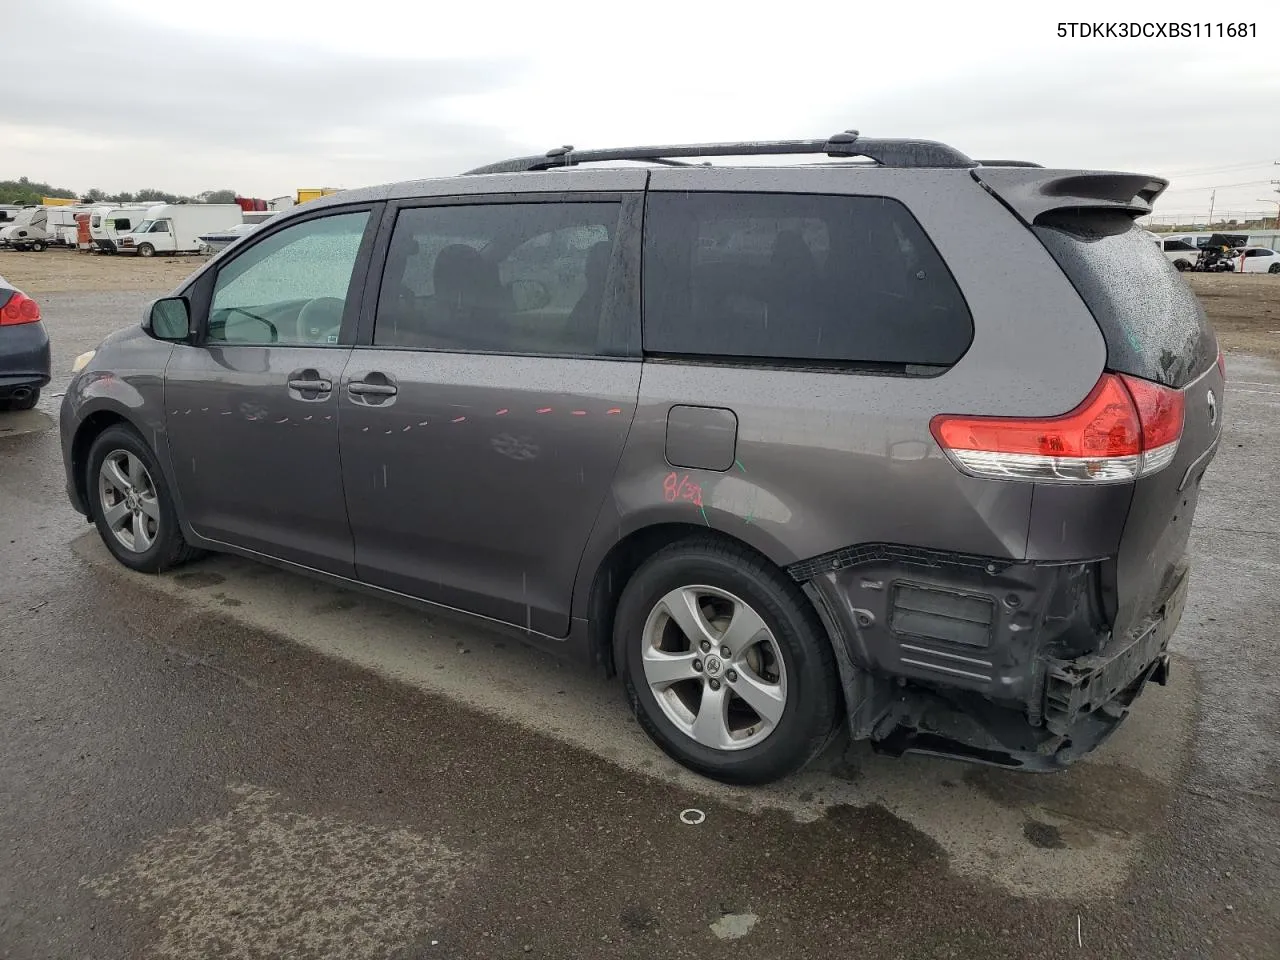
(463, 130, 977, 175)
(976, 159, 1044, 168)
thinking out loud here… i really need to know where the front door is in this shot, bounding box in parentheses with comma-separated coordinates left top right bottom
(165, 207, 377, 575)
(338, 196, 643, 635)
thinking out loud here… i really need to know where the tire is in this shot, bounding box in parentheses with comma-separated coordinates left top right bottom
(1269, 264, 1280, 275)
(1174, 260, 1190, 271)
(137, 243, 155, 258)
(1, 388, 39, 411)
(31, 240, 46, 253)
(86, 424, 201, 573)
(616, 538, 840, 785)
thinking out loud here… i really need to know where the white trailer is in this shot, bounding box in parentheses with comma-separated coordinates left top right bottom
(117, 203, 244, 256)
(0, 207, 51, 251)
(45, 206, 89, 247)
(90, 205, 153, 253)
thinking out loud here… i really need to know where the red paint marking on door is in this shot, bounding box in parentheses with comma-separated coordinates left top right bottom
(536, 407, 552, 414)
(496, 408, 509, 416)
(606, 407, 622, 415)
(571, 410, 587, 416)
(452, 416, 467, 423)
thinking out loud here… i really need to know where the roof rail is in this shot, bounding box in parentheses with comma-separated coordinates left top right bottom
(463, 130, 976, 175)
(976, 159, 1044, 168)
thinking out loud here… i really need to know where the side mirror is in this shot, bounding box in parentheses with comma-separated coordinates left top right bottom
(146, 296, 191, 341)
(509, 278, 552, 313)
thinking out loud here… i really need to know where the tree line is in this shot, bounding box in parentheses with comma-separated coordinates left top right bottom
(0, 177, 236, 207)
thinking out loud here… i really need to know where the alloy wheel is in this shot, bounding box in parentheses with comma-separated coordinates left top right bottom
(98, 450, 160, 553)
(640, 585, 788, 751)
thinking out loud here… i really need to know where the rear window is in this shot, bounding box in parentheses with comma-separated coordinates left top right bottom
(1034, 212, 1216, 388)
(642, 192, 972, 368)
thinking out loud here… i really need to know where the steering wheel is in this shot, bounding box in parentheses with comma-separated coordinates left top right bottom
(296, 297, 346, 343)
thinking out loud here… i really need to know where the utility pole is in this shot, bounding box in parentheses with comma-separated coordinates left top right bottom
(1208, 189, 1216, 228)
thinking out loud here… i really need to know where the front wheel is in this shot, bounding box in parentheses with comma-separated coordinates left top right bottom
(1174, 259, 1190, 271)
(616, 538, 840, 785)
(137, 243, 155, 258)
(86, 424, 201, 573)
(31, 240, 46, 253)
(1269, 263, 1280, 275)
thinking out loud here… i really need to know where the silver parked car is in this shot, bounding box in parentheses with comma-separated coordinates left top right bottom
(60, 132, 1224, 784)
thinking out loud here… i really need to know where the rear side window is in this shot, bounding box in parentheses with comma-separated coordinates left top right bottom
(375, 202, 628, 357)
(1034, 212, 1216, 388)
(642, 192, 972, 367)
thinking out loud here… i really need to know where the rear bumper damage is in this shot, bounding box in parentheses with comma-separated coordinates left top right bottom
(795, 544, 1188, 771)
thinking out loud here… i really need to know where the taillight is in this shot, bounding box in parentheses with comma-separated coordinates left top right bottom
(930, 373, 1184, 484)
(0, 292, 41, 326)
(1216, 349, 1226, 381)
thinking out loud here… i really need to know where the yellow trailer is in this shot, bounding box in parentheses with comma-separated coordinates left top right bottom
(296, 188, 339, 205)
(42, 196, 77, 206)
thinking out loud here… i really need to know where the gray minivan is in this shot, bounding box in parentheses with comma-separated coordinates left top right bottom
(60, 133, 1223, 784)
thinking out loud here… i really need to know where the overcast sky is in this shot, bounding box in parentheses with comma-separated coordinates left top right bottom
(6, 0, 1277, 218)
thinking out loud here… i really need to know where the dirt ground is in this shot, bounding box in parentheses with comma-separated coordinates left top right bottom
(1184, 273, 1280, 360)
(3, 248, 1278, 359)
(0, 248, 203, 294)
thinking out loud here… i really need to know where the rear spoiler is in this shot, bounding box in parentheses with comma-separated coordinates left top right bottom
(972, 167, 1168, 224)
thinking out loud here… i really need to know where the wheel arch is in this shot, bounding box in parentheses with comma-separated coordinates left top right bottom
(585, 522, 819, 677)
(70, 406, 185, 531)
(70, 409, 135, 514)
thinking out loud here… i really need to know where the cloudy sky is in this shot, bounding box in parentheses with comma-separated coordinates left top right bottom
(6, 0, 1278, 218)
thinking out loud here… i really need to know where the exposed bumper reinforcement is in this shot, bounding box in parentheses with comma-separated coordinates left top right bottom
(1042, 568, 1187, 737)
(802, 551, 1189, 772)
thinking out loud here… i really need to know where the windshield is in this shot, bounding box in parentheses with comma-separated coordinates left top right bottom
(133, 220, 153, 234)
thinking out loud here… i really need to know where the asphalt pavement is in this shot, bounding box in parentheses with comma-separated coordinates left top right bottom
(1, 290, 1277, 959)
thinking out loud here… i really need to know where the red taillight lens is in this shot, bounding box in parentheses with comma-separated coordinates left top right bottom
(1119, 373, 1185, 475)
(930, 373, 1184, 484)
(0, 292, 41, 326)
(1216, 349, 1226, 381)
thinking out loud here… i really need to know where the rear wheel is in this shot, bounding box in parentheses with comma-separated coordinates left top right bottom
(86, 424, 201, 572)
(31, 240, 46, 253)
(616, 538, 840, 784)
(1174, 259, 1190, 271)
(1269, 263, 1280, 275)
(137, 243, 155, 258)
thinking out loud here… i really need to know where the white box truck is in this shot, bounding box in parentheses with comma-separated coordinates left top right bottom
(90, 205, 153, 253)
(117, 203, 244, 256)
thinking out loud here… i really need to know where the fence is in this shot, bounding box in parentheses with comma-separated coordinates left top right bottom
(1141, 211, 1280, 232)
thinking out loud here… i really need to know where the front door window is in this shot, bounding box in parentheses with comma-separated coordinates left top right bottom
(209, 211, 370, 346)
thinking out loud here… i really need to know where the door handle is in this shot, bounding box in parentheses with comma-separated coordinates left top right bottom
(286, 367, 334, 401)
(348, 381, 398, 397)
(288, 378, 332, 391)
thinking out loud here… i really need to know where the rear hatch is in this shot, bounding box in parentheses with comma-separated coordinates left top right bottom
(975, 167, 1224, 639)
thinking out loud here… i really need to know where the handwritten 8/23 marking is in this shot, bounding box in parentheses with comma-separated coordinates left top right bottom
(664, 471, 712, 526)
(663, 471, 703, 507)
